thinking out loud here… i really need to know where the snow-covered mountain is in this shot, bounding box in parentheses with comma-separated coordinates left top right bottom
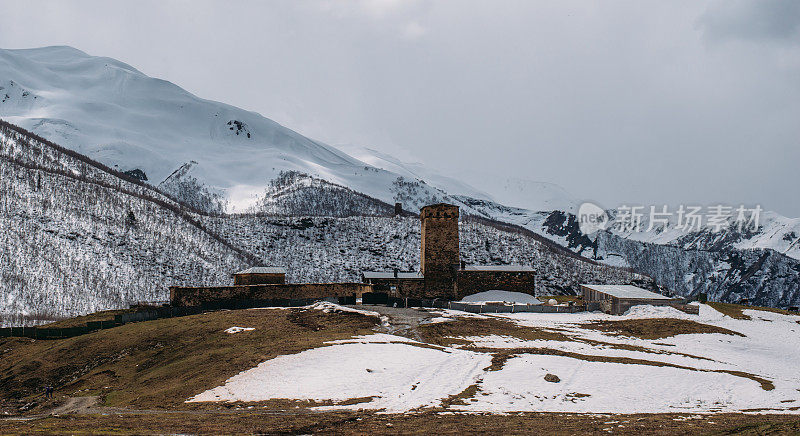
(0, 120, 251, 323)
(600, 209, 800, 262)
(0, 121, 648, 322)
(0, 46, 546, 217)
(2, 45, 798, 310)
(530, 208, 800, 308)
(339, 145, 580, 214)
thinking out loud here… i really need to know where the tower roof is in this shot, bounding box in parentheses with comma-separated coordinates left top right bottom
(234, 267, 286, 275)
(421, 203, 458, 211)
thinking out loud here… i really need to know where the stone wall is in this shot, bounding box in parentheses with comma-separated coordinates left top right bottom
(455, 270, 536, 300)
(367, 278, 427, 298)
(233, 273, 286, 285)
(170, 283, 372, 307)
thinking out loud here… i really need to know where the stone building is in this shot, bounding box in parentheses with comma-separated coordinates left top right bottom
(171, 202, 536, 307)
(580, 284, 681, 315)
(456, 265, 536, 298)
(361, 270, 424, 297)
(363, 203, 536, 300)
(233, 267, 286, 285)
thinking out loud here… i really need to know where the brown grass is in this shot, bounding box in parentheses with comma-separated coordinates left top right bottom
(578, 338, 717, 362)
(707, 302, 800, 321)
(41, 308, 138, 329)
(439, 384, 481, 408)
(0, 307, 378, 411)
(181, 396, 377, 410)
(416, 318, 571, 347)
(2, 411, 800, 435)
(583, 318, 745, 340)
(486, 353, 513, 371)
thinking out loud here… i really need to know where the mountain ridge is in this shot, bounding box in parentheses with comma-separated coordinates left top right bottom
(2, 45, 799, 310)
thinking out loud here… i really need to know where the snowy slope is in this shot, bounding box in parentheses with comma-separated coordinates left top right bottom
(0, 121, 250, 324)
(337, 145, 494, 202)
(1, 46, 557, 217)
(0, 118, 645, 321)
(200, 214, 645, 293)
(340, 145, 579, 213)
(2, 45, 798, 309)
(460, 170, 580, 213)
(601, 209, 800, 261)
(0, 46, 581, 217)
(190, 303, 800, 414)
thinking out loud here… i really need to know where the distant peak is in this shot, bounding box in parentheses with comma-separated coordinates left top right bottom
(2, 45, 144, 76)
(5, 45, 90, 57)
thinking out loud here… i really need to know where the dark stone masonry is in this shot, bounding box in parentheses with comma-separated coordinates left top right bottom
(170, 283, 372, 307)
(366, 203, 536, 300)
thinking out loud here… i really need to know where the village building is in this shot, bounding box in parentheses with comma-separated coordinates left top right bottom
(172, 202, 536, 306)
(580, 284, 685, 315)
(361, 270, 424, 297)
(169, 203, 696, 317)
(363, 203, 537, 300)
(233, 267, 286, 285)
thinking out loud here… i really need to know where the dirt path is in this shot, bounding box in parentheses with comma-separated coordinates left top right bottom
(1, 396, 99, 421)
(50, 396, 99, 415)
(353, 305, 438, 340)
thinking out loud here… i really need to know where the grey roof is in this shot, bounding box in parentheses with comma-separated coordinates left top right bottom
(362, 271, 424, 280)
(462, 265, 535, 272)
(581, 284, 673, 300)
(235, 267, 286, 275)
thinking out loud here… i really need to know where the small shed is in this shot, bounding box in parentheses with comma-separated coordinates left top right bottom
(362, 270, 424, 296)
(581, 284, 675, 315)
(234, 267, 286, 286)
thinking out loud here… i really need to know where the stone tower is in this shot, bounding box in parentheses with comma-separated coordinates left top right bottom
(420, 203, 460, 297)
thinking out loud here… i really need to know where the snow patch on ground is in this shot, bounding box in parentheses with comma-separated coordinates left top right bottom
(454, 354, 775, 414)
(306, 301, 381, 318)
(421, 316, 456, 325)
(622, 304, 694, 318)
(189, 304, 800, 414)
(224, 327, 254, 334)
(460, 290, 542, 305)
(325, 333, 420, 345)
(188, 339, 490, 412)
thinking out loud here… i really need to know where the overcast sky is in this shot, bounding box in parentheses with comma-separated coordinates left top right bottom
(1, 0, 799, 215)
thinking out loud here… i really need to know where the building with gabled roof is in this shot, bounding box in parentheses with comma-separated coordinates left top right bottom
(580, 284, 680, 315)
(233, 266, 286, 285)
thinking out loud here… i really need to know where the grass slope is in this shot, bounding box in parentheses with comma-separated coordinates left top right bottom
(0, 307, 378, 411)
(2, 411, 800, 435)
(707, 302, 799, 320)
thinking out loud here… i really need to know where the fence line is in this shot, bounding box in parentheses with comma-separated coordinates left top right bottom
(0, 297, 330, 340)
(0, 295, 587, 340)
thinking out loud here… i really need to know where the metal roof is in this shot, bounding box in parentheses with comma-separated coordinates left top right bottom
(581, 284, 673, 300)
(462, 265, 535, 272)
(362, 271, 424, 279)
(235, 267, 286, 275)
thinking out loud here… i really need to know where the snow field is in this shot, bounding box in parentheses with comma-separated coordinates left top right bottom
(188, 339, 491, 413)
(189, 304, 800, 413)
(454, 354, 770, 414)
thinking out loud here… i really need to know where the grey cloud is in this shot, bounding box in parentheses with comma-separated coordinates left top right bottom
(0, 0, 799, 216)
(700, 0, 800, 43)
